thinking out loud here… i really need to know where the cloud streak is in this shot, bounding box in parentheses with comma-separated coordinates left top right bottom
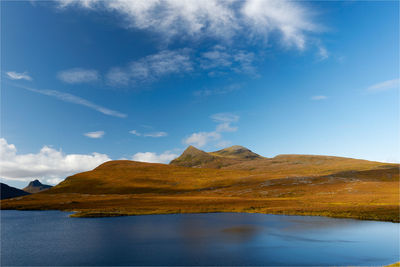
(6, 71, 32, 81)
(194, 83, 241, 97)
(367, 78, 399, 92)
(11, 83, 127, 118)
(57, 68, 99, 84)
(129, 129, 168, 138)
(84, 131, 105, 138)
(311, 95, 327, 100)
(107, 49, 192, 86)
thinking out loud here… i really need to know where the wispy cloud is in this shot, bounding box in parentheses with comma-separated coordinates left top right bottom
(311, 95, 328, 100)
(200, 46, 257, 76)
(55, 0, 327, 88)
(129, 130, 141, 136)
(57, 68, 99, 84)
(210, 113, 240, 123)
(58, 0, 320, 50)
(107, 49, 192, 86)
(10, 83, 127, 118)
(0, 138, 110, 185)
(317, 45, 329, 61)
(184, 131, 221, 148)
(84, 131, 105, 138)
(129, 129, 167, 138)
(131, 151, 178, 164)
(242, 0, 319, 49)
(194, 83, 241, 97)
(367, 78, 399, 92)
(184, 112, 239, 147)
(144, 132, 168, 138)
(6, 71, 32, 81)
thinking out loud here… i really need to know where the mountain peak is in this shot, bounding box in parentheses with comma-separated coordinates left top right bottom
(170, 146, 214, 167)
(23, 179, 52, 194)
(28, 179, 43, 187)
(182, 145, 208, 156)
(212, 145, 262, 159)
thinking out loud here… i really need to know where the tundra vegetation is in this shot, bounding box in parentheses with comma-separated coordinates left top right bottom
(1, 146, 399, 222)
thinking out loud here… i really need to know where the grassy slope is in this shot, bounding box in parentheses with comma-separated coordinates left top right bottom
(2, 155, 399, 221)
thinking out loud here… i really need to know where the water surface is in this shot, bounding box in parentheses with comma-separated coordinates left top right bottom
(1, 210, 399, 266)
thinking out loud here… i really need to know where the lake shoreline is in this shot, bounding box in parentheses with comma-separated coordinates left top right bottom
(2, 192, 398, 222)
(2, 206, 399, 223)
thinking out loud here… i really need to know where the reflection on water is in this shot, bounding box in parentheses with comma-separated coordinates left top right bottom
(1, 210, 399, 266)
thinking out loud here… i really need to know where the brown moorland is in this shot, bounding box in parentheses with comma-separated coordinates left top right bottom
(1, 146, 399, 221)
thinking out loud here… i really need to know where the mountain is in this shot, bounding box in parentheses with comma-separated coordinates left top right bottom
(1, 146, 398, 222)
(170, 145, 262, 168)
(1, 183, 30, 200)
(23, 179, 52, 193)
(169, 146, 215, 167)
(211, 145, 262, 159)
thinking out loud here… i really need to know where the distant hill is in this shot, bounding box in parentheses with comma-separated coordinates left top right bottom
(23, 179, 52, 193)
(1, 145, 398, 222)
(170, 145, 263, 168)
(169, 146, 388, 177)
(1, 183, 30, 200)
(211, 145, 262, 159)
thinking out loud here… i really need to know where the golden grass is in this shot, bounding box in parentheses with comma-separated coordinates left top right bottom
(386, 262, 400, 267)
(1, 158, 399, 221)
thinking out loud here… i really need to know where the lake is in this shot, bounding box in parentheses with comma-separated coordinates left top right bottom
(1, 210, 399, 266)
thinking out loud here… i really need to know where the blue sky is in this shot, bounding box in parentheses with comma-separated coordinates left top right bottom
(1, 0, 399, 188)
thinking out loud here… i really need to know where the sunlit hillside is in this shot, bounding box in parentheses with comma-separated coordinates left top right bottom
(2, 146, 398, 222)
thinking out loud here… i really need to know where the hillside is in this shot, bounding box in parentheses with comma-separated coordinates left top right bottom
(23, 179, 52, 193)
(1, 183, 30, 200)
(1, 146, 398, 222)
(170, 145, 262, 168)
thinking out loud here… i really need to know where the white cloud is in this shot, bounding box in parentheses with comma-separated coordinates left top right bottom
(317, 45, 329, 60)
(59, 0, 238, 41)
(11, 83, 127, 118)
(194, 83, 241, 97)
(311, 95, 327, 100)
(211, 112, 240, 123)
(129, 130, 141, 136)
(6, 71, 32, 81)
(184, 112, 239, 147)
(131, 151, 178, 164)
(84, 131, 105, 138)
(129, 130, 167, 138)
(241, 0, 318, 49)
(57, 68, 99, 84)
(56, 1, 324, 86)
(367, 78, 399, 92)
(107, 49, 192, 85)
(58, 0, 321, 49)
(216, 122, 238, 132)
(0, 138, 111, 185)
(184, 131, 221, 147)
(200, 46, 257, 75)
(144, 132, 168, 138)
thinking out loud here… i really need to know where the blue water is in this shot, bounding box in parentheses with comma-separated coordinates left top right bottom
(1, 210, 399, 266)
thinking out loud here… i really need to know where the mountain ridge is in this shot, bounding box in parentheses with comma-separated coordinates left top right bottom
(1, 145, 398, 222)
(23, 179, 52, 193)
(1, 183, 31, 200)
(170, 145, 262, 168)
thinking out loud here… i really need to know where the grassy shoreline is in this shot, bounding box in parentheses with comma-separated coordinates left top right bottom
(2, 194, 398, 222)
(69, 209, 400, 222)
